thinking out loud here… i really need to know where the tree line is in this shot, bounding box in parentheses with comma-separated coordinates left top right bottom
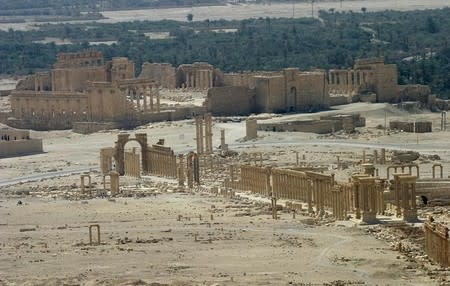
(0, 8, 449, 97)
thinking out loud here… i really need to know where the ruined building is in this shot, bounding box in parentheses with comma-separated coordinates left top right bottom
(206, 68, 329, 115)
(8, 50, 138, 130)
(328, 57, 431, 104)
(139, 62, 223, 89)
(206, 57, 432, 116)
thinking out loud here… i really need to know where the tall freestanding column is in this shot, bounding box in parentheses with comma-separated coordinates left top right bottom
(205, 113, 213, 154)
(178, 154, 185, 188)
(195, 116, 204, 154)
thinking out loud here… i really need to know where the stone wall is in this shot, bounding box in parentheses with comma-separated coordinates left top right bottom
(139, 63, 176, 89)
(0, 139, 43, 157)
(9, 90, 89, 130)
(424, 218, 449, 267)
(85, 82, 132, 123)
(72, 122, 118, 134)
(398, 84, 431, 103)
(254, 75, 285, 113)
(52, 66, 106, 92)
(107, 57, 135, 82)
(54, 50, 103, 69)
(389, 120, 432, 133)
(258, 119, 341, 134)
(297, 71, 329, 112)
(0, 127, 43, 157)
(205, 86, 255, 116)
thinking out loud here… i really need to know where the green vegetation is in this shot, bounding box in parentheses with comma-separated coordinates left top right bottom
(0, 0, 223, 15)
(0, 8, 449, 97)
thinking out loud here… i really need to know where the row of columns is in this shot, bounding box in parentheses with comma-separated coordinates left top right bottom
(185, 70, 213, 89)
(271, 169, 313, 213)
(126, 86, 160, 113)
(328, 70, 367, 91)
(195, 113, 213, 155)
(362, 148, 386, 165)
(147, 147, 178, 178)
(239, 165, 271, 197)
(124, 149, 141, 178)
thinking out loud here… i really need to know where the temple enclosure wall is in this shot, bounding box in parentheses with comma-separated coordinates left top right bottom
(205, 86, 255, 116)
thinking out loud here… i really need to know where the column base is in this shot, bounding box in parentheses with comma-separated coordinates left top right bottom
(360, 211, 378, 225)
(402, 209, 419, 223)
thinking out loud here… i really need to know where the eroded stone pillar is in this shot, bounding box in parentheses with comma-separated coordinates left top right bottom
(110, 171, 120, 195)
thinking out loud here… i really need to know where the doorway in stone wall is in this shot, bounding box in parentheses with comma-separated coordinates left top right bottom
(287, 86, 297, 112)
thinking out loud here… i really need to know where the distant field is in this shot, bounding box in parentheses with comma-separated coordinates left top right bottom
(0, 0, 449, 31)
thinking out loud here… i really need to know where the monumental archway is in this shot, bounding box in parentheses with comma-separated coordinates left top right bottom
(114, 133, 148, 175)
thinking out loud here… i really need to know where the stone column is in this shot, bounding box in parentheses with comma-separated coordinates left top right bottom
(149, 87, 154, 112)
(380, 148, 386, 165)
(110, 171, 120, 195)
(246, 119, 257, 140)
(143, 86, 148, 112)
(220, 129, 228, 152)
(209, 70, 213, 87)
(135, 88, 141, 110)
(156, 88, 160, 113)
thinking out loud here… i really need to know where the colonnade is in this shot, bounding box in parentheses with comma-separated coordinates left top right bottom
(184, 69, 213, 89)
(236, 165, 271, 196)
(226, 164, 389, 222)
(147, 144, 177, 178)
(125, 85, 160, 113)
(195, 113, 213, 155)
(271, 169, 313, 213)
(328, 69, 367, 94)
(424, 217, 449, 267)
(124, 148, 141, 178)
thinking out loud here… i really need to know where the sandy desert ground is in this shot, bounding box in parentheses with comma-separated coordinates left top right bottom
(0, 99, 450, 285)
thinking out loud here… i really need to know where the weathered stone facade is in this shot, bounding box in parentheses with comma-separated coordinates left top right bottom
(206, 68, 329, 115)
(139, 63, 176, 89)
(7, 50, 159, 131)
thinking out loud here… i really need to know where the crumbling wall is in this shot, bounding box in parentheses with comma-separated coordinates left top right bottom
(390, 121, 432, 133)
(258, 119, 341, 134)
(296, 71, 329, 111)
(139, 63, 176, 89)
(398, 84, 431, 103)
(205, 86, 255, 116)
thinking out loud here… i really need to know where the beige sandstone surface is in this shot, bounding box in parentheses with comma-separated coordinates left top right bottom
(0, 102, 449, 285)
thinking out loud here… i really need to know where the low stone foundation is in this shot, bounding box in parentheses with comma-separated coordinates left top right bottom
(390, 120, 432, 133)
(72, 122, 118, 134)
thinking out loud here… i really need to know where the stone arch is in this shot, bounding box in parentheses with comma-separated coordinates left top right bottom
(114, 133, 148, 175)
